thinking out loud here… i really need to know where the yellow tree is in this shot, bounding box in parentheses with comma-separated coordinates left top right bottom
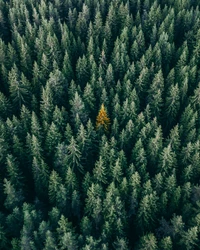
(96, 104, 110, 131)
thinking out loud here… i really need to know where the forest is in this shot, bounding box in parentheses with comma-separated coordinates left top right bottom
(0, 0, 200, 249)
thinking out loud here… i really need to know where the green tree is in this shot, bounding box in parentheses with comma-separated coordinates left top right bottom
(48, 170, 62, 205)
(0, 92, 11, 119)
(6, 207, 23, 238)
(0, 224, 8, 249)
(45, 122, 62, 156)
(111, 158, 123, 184)
(32, 157, 49, 198)
(3, 178, 24, 211)
(66, 136, 83, 173)
(113, 237, 129, 250)
(136, 233, 158, 250)
(131, 138, 148, 181)
(136, 192, 158, 233)
(6, 154, 23, 189)
(47, 69, 66, 106)
(70, 91, 88, 124)
(76, 55, 89, 89)
(57, 215, 78, 250)
(40, 82, 54, 127)
(62, 50, 74, 81)
(93, 156, 107, 184)
(179, 104, 197, 144)
(147, 70, 164, 119)
(164, 83, 180, 128)
(180, 226, 198, 250)
(83, 83, 95, 115)
(8, 64, 28, 110)
(31, 111, 43, 142)
(44, 230, 57, 250)
(159, 237, 173, 250)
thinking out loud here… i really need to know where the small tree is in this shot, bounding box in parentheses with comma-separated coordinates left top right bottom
(96, 104, 110, 131)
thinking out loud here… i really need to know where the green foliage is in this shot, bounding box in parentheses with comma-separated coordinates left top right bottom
(93, 156, 107, 184)
(3, 178, 24, 211)
(0, 0, 200, 249)
(32, 157, 49, 198)
(8, 65, 29, 110)
(66, 136, 83, 173)
(0, 92, 11, 119)
(136, 233, 158, 250)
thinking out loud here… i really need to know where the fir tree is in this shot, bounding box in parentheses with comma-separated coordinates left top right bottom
(96, 104, 110, 131)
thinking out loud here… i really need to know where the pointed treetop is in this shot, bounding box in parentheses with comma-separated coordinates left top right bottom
(96, 104, 110, 131)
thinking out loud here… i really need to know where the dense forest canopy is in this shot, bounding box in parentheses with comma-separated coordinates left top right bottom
(0, 0, 200, 249)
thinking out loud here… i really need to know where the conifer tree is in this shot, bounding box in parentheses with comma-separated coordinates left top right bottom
(70, 91, 88, 124)
(66, 136, 83, 173)
(32, 157, 49, 198)
(136, 233, 158, 250)
(6, 154, 23, 189)
(0, 92, 11, 119)
(3, 178, 24, 211)
(93, 156, 107, 185)
(96, 104, 110, 131)
(159, 237, 173, 250)
(8, 65, 28, 110)
(1, 0, 200, 248)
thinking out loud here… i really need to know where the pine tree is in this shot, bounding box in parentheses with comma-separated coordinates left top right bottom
(32, 157, 49, 198)
(70, 91, 88, 125)
(3, 178, 24, 211)
(6, 154, 23, 189)
(48, 170, 62, 205)
(83, 83, 95, 115)
(93, 156, 107, 185)
(180, 226, 198, 250)
(40, 82, 54, 127)
(159, 237, 173, 250)
(164, 83, 180, 128)
(47, 69, 66, 106)
(66, 136, 83, 173)
(6, 207, 23, 238)
(57, 215, 78, 250)
(96, 104, 110, 131)
(80, 216, 92, 237)
(0, 92, 11, 119)
(44, 230, 57, 250)
(0, 224, 8, 249)
(45, 122, 62, 156)
(8, 64, 28, 110)
(112, 158, 123, 184)
(76, 55, 89, 89)
(136, 233, 158, 250)
(113, 237, 129, 250)
(136, 192, 158, 233)
(147, 70, 164, 119)
(31, 111, 43, 142)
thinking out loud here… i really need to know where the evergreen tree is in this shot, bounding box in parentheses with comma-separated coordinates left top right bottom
(32, 157, 49, 198)
(0, 0, 200, 248)
(93, 156, 107, 184)
(6, 154, 23, 189)
(66, 136, 83, 173)
(8, 65, 28, 110)
(136, 233, 158, 250)
(70, 91, 88, 125)
(0, 92, 11, 119)
(45, 122, 62, 156)
(3, 178, 24, 211)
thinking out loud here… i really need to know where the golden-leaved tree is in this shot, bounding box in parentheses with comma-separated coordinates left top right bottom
(96, 104, 110, 131)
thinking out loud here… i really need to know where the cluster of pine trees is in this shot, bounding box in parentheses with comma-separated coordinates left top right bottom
(0, 0, 200, 249)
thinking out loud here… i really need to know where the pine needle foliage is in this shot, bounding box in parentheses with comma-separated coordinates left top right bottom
(96, 104, 110, 131)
